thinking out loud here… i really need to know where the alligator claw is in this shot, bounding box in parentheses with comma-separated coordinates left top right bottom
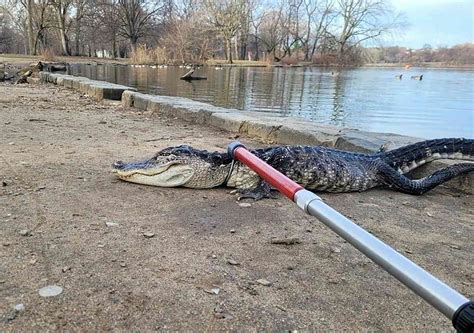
(237, 182, 278, 201)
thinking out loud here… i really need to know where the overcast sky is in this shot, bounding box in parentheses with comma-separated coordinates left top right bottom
(383, 0, 474, 48)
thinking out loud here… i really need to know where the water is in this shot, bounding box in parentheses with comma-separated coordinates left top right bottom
(69, 64, 474, 139)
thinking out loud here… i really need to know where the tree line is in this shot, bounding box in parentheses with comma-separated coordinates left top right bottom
(1, 0, 407, 64)
(366, 44, 474, 65)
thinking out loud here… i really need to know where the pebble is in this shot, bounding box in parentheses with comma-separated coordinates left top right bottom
(331, 247, 341, 253)
(38, 285, 63, 297)
(426, 211, 434, 217)
(256, 279, 272, 286)
(62, 266, 71, 273)
(450, 245, 461, 250)
(19, 229, 30, 236)
(205, 288, 220, 295)
(14, 304, 25, 312)
(229, 229, 236, 233)
(120, 262, 127, 267)
(227, 259, 240, 266)
(143, 232, 155, 238)
(105, 222, 118, 227)
(238, 202, 252, 208)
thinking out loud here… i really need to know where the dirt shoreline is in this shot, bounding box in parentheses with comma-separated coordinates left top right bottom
(0, 82, 472, 331)
(2, 54, 473, 70)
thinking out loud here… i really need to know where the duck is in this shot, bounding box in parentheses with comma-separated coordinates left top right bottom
(411, 75, 423, 80)
(395, 74, 403, 79)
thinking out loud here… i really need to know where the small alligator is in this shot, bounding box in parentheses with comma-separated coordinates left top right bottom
(112, 138, 474, 199)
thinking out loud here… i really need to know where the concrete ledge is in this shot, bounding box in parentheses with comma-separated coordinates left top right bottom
(38, 73, 472, 193)
(122, 90, 135, 107)
(335, 130, 421, 153)
(133, 92, 152, 110)
(39, 72, 136, 101)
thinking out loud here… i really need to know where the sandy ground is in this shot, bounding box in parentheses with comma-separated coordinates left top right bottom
(0, 82, 472, 331)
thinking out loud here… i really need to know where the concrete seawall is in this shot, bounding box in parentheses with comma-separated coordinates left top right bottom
(39, 71, 472, 193)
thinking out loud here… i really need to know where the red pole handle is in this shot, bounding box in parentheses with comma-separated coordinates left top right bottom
(229, 143, 303, 201)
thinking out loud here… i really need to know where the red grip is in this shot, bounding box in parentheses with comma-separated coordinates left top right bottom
(233, 147, 303, 201)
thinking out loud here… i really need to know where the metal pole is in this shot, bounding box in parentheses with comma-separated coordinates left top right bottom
(228, 142, 473, 332)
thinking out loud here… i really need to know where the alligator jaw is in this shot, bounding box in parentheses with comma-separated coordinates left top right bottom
(112, 160, 194, 187)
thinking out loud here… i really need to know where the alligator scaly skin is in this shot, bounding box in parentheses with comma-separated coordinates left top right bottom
(226, 138, 474, 194)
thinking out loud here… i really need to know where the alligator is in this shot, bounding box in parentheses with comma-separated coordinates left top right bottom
(112, 138, 474, 199)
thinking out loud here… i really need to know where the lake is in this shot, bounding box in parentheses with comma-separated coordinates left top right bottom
(69, 64, 474, 139)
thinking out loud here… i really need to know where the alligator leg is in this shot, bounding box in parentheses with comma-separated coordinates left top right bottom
(237, 181, 278, 200)
(376, 161, 474, 194)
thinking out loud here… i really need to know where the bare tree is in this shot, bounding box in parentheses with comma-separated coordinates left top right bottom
(257, 7, 286, 61)
(50, 0, 73, 55)
(4, 0, 35, 54)
(248, 0, 264, 60)
(331, 0, 404, 63)
(116, 0, 162, 51)
(308, 0, 335, 60)
(4, 0, 53, 54)
(71, 0, 86, 55)
(203, 0, 246, 64)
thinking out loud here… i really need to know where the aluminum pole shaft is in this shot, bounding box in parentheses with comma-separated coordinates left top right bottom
(294, 189, 469, 319)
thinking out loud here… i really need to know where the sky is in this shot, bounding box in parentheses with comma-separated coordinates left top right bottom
(382, 0, 474, 48)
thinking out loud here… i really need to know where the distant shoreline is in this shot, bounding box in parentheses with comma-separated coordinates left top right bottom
(2, 53, 473, 70)
(362, 62, 474, 70)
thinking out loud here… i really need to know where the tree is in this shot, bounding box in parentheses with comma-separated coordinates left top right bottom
(331, 0, 405, 63)
(302, 0, 335, 60)
(257, 7, 286, 61)
(71, 0, 86, 55)
(50, 0, 73, 55)
(203, 0, 246, 64)
(116, 0, 162, 51)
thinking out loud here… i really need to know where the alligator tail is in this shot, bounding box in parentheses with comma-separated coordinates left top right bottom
(381, 138, 474, 174)
(377, 162, 474, 194)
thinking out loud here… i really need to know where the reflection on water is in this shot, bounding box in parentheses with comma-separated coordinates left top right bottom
(70, 64, 474, 139)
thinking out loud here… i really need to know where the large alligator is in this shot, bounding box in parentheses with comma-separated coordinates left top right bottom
(112, 138, 474, 199)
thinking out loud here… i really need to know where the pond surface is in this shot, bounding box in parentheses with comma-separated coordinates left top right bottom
(69, 64, 473, 139)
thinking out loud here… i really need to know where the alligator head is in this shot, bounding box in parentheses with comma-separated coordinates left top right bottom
(112, 145, 232, 188)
